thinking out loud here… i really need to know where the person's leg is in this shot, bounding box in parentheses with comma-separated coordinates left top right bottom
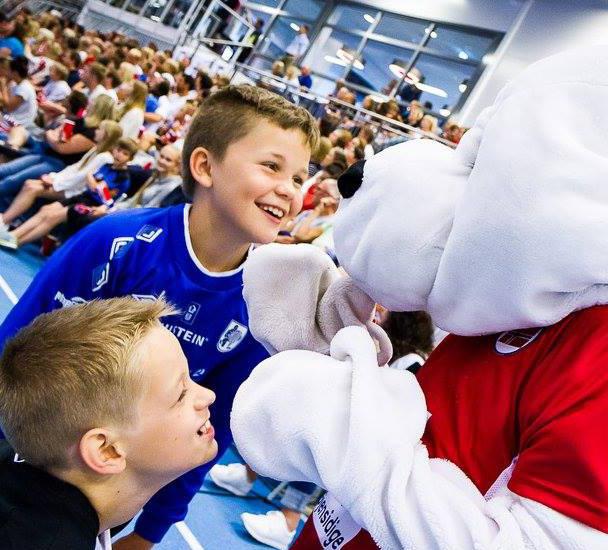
(12, 202, 67, 245)
(1, 179, 45, 225)
(0, 159, 64, 206)
(0, 154, 42, 180)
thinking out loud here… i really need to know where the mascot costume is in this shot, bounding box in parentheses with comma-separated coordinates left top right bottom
(230, 46, 608, 549)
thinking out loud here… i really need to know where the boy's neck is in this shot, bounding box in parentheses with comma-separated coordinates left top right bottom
(113, 161, 127, 169)
(50, 468, 166, 534)
(188, 200, 250, 272)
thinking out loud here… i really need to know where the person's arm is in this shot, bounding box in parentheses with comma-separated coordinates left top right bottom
(144, 111, 163, 123)
(86, 170, 100, 191)
(0, 80, 24, 113)
(38, 99, 67, 116)
(0, 218, 123, 348)
(45, 130, 95, 155)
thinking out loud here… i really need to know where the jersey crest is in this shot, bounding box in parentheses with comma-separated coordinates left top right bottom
(495, 328, 543, 355)
(217, 320, 248, 353)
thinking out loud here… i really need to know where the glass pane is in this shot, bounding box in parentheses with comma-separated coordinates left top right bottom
(327, 4, 377, 33)
(302, 27, 363, 80)
(143, 0, 170, 21)
(373, 13, 428, 45)
(350, 38, 415, 95)
(283, 0, 323, 21)
(163, 0, 190, 28)
(261, 17, 311, 60)
(124, 0, 146, 14)
(411, 53, 478, 113)
(427, 26, 496, 62)
(244, 0, 281, 8)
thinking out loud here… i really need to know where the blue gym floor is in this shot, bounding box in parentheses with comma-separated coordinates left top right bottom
(0, 246, 303, 550)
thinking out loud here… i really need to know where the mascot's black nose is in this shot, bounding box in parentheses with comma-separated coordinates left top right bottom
(337, 159, 366, 199)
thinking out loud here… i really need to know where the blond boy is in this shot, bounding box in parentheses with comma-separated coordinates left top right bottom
(0, 298, 216, 549)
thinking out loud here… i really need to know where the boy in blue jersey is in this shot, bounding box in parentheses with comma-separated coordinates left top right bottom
(0, 84, 320, 548)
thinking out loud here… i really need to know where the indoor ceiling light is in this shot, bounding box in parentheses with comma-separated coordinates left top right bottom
(416, 82, 447, 97)
(458, 51, 469, 60)
(458, 79, 468, 93)
(290, 23, 300, 31)
(389, 60, 446, 98)
(439, 106, 451, 117)
(364, 13, 375, 24)
(430, 31, 438, 38)
(336, 47, 365, 70)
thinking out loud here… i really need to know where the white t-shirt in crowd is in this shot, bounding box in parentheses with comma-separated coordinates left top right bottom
(87, 84, 115, 105)
(42, 79, 71, 102)
(9, 80, 37, 129)
(119, 107, 144, 139)
(286, 33, 309, 58)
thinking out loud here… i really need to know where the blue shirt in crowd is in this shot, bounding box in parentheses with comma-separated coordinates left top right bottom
(0, 204, 269, 542)
(0, 37, 24, 58)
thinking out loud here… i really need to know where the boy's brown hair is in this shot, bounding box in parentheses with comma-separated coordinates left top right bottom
(181, 84, 320, 198)
(0, 298, 176, 469)
(115, 137, 139, 159)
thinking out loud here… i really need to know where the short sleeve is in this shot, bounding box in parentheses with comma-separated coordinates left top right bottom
(509, 307, 608, 532)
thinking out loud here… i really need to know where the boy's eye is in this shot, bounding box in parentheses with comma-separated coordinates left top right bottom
(263, 162, 279, 171)
(177, 388, 188, 403)
(293, 177, 303, 187)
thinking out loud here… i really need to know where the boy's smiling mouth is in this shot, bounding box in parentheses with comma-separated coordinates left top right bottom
(256, 202, 286, 220)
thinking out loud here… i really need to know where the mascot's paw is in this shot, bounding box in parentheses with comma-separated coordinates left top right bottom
(243, 243, 392, 364)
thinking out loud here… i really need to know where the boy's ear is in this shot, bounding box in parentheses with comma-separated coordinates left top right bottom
(189, 146, 213, 189)
(79, 428, 127, 476)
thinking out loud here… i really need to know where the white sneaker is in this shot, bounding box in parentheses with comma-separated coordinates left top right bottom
(208, 463, 254, 496)
(0, 227, 17, 250)
(241, 510, 296, 550)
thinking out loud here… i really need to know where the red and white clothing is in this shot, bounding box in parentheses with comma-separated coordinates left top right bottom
(233, 306, 608, 549)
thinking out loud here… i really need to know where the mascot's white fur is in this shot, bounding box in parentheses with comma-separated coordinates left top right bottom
(231, 46, 608, 549)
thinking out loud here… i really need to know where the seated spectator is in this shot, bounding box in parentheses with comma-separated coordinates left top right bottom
(0, 297, 217, 549)
(443, 119, 464, 144)
(0, 12, 25, 59)
(376, 308, 434, 374)
(308, 135, 331, 175)
(144, 78, 170, 126)
(0, 137, 138, 249)
(329, 128, 352, 148)
(39, 62, 71, 103)
(0, 120, 123, 228)
(419, 114, 438, 135)
(358, 124, 376, 158)
(377, 98, 403, 122)
(61, 49, 81, 87)
(115, 79, 147, 139)
(0, 93, 115, 206)
(76, 62, 111, 105)
(298, 65, 312, 89)
(36, 88, 87, 138)
(111, 143, 181, 211)
(0, 56, 37, 133)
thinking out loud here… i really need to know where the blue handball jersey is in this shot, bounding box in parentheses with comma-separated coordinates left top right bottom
(0, 204, 269, 542)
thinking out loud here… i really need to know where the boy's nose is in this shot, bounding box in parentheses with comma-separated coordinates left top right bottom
(337, 159, 366, 198)
(196, 387, 216, 409)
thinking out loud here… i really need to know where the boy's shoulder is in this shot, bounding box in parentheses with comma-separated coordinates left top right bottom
(0, 442, 99, 549)
(76, 205, 185, 248)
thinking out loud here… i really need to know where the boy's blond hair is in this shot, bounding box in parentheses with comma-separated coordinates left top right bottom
(182, 84, 320, 198)
(0, 298, 176, 469)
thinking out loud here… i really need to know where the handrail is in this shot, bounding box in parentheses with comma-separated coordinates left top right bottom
(233, 62, 456, 148)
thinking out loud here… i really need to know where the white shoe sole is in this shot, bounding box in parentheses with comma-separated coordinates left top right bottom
(241, 515, 292, 550)
(208, 470, 252, 497)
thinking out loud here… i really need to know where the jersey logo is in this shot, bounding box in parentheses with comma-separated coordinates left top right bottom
(92, 263, 110, 292)
(191, 367, 206, 380)
(136, 225, 163, 243)
(495, 328, 543, 355)
(13, 453, 25, 463)
(183, 302, 201, 325)
(54, 291, 87, 308)
(110, 237, 134, 260)
(217, 320, 248, 353)
(131, 290, 166, 303)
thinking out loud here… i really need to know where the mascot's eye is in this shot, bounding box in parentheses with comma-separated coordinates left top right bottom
(337, 159, 366, 199)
